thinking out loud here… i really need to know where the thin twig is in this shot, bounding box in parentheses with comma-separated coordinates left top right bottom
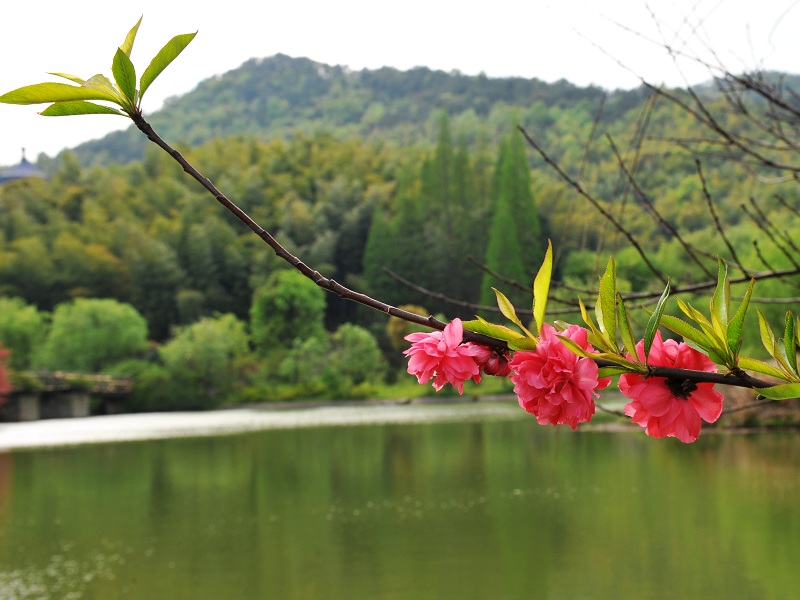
(720, 398, 779, 415)
(695, 159, 749, 277)
(606, 135, 715, 278)
(518, 125, 668, 285)
(130, 112, 505, 349)
(741, 202, 800, 271)
(131, 113, 780, 392)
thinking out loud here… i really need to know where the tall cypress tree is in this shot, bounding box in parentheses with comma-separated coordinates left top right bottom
(480, 128, 544, 308)
(432, 110, 454, 234)
(362, 208, 396, 301)
(415, 111, 459, 312)
(480, 192, 528, 308)
(451, 136, 489, 305)
(495, 128, 543, 270)
(421, 110, 496, 313)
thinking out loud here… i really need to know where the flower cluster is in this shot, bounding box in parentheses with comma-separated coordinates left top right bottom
(509, 324, 610, 429)
(404, 319, 509, 395)
(619, 332, 724, 443)
(405, 321, 724, 443)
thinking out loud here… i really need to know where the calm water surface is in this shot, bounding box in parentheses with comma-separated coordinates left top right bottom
(0, 405, 798, 599)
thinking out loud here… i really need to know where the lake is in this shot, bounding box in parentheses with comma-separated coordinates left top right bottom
(1, 402, 798, 599)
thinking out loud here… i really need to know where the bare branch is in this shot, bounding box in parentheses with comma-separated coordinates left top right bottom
(695, 159, 750, 277)
(741, 201, 800, 271)
(130, 112, 507, 349)
(606, 134, 716, 278)
(518, 125, 668, 285)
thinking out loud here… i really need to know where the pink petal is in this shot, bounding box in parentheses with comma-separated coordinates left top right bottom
(688, 385, 724, 423)
(442, 318, 464, 347)
(635, 381, 676, 417)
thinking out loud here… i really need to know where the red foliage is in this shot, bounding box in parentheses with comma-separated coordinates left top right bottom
(0, 345, 12, 405)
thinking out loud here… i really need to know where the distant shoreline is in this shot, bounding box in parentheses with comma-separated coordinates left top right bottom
(0, 398, 532, 452)
(2, 391, 774, 452)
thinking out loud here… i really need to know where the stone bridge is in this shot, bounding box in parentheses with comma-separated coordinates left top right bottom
(0, 371, 133, 422)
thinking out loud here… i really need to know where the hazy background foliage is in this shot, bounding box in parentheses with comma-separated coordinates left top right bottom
(2, 56, 799, 408)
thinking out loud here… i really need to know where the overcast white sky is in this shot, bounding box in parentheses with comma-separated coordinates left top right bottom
(1, 0, 799, 166)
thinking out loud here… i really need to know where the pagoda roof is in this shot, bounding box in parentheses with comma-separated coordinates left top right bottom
(0, 151, 48, 184)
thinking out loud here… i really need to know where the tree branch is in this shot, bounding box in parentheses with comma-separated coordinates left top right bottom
(130, 112, 781, 393)
(518, 125, 668, 285)
(130, 112, 505, 349)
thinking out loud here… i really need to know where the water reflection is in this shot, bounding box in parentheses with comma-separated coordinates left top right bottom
(1, 416, 799, 599)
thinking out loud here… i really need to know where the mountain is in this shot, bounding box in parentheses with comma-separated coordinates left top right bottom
(70, 54, 642, 166)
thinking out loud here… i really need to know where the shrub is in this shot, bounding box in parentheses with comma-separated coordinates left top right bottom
(250, 269, 326, 352)
(34, 298, 148, 372)
(0, 297, 46, 369)
(159, 313, 251, 408)
(278, 324, 386, 399)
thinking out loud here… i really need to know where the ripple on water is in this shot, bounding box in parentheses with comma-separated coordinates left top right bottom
(0, 543, 126, 600)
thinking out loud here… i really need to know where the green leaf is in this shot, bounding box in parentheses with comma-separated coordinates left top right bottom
(112, 47, 137, 107)
(757, 382, 800, 400)
(84, 74, 120, 98)
(658, 313, 711, 351)
(121, 16, 143, 57)
(675, 297, 728, 359)
(707, 348, 727, 366)
(578, 299, 599, 336)
(557, 335, 593, 357)
(784, 312, 798, 376)
(0, 82, 119, 105)
(727, 278, 754, 358)
(710, 258, 729, 338)
(40, 101, 125, 117)
(508, 337, 538, 351)
(676, 297, 713, 330)
(48, 72, 86, 85)
(739, 356, 793, 381)
(695, 320, 729, 360)
(494, 287, 520, 325)
(598, 366, 630, 378)
(595, 257, 617, 350)
(559, 336, 644, 371)
(462, 319, 525, 343)
(757, 309, 778, 361)
(493, 288, 534, 338)
(616, 293, 638, 358)
(590, 352, 644, 372)
(531, 240, 552, 336)
(644, 281, 670, 363)
(579, 298, 609, 350)
(139, 31, 197, 99)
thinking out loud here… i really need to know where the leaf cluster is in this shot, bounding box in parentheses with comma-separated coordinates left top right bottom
(463, 241, 553, 351)
(0, 18, 195, 118)
(657, 260, 753, 370)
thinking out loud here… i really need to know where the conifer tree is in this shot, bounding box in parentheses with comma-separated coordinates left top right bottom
(361, 209, 396, 304)
(495, 128, 543, 268)
(480, 191, 528, 308)
(450, 136, 489, 304)
(480, 128, 544, 306)
(431, 110, 454, 231)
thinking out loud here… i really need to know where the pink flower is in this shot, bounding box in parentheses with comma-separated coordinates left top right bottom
(471, 345, 511, 377)
(404, 319, 482, 394)
(509, 324, 610, 429)
(618, 331, 724, 443)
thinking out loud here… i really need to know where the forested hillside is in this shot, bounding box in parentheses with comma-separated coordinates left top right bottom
(67, 54, 634, 166)
(3, 55, 800, 407)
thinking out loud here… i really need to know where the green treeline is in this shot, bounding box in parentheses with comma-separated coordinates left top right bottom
(0, 120, 543, 336)
(67, 54, 609, 167)
(3, 60, 800, 408)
